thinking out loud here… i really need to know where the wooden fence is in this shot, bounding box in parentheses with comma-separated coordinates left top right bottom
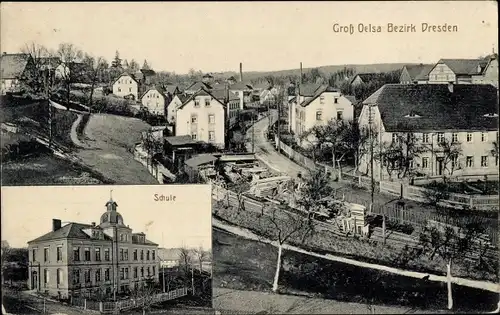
(71, 287, 188, 313)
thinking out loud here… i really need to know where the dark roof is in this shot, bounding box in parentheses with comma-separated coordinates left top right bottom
(165, 135, 197, 146)
(351, 73, 379, 84)
(177, 87, 227, 109)
(165, 85, 180, 94)
(229, 82, 253, 90)
(298, 83, 323, 97)
(300, 85, 342, 107)
(210, 88, 240, 103)
(113, 72, 139, 85)
(363, 84, 499, 132)
(186, 81, 213, 92)
(437, 59, 487, 75)
(140, 85, 167, 100)
(0, 53, 30, 79)
(203, 73, 214, 78)
(403, 64, 434, 81)
(174, 93, 190, 104)
(28, 223, 112, 244)
(344, 95, 357, 104)
(140, 69, 156, 77)
(185, 154, 217, 168)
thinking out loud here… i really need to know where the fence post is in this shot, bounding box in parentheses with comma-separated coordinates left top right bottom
(99, 302, 103, 312)
(469, 196, 474, 208)
(382, 208, 386, 244)
(84, 298, 87, 310)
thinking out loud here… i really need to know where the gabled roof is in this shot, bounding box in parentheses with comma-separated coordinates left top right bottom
(185, 154, 217, 168)
(177, 87, 227, 110)
(436, 59, 488, 75)
(402, 64, 434, 81)
(140, 85, 167, 100)
(173, 93, 191, 104)
(27, 223, 113, 244)
(113, 72, 139, 85)
(165, 85, 180, 94)
(298, 83, 323, 97)
(229, 82, 253, 90)
(344, 95, 357, 104)
(350, 73, 379, 84)
(362, 84, 499, 132)
(0, 53, 30, 79)
(210, 88, 240, 103)
(185, 81, 213, 92)
(165, 135, 197, 146)
(300, 85, 343, 107)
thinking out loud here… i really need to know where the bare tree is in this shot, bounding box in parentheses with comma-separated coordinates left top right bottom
(435, 138, 463, 180)
(178, 247, 192, 277)
(56, 42, 84, 106)
(260, 207, 315, 292)
(295, 169, 334, 218)
(418, 217, 485, 310)
(82, 55, 106, 108)
(20, 42, 54, 96)
(130, 284, 159, 315)
(193, 246, 207, 272)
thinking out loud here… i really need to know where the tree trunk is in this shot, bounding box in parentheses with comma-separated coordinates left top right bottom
(272, 244, 283, 293)
(336, 159, 342, 181)
(447, 259, 453, 310)
(332, 149, 336, 171)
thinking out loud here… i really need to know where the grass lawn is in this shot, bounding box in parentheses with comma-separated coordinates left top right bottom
(74, 114, 158, 184)
(213, 228, 499, 313)
(1, 153, 108, 186)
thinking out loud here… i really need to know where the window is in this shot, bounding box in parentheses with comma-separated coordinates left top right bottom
(57, 246, 62, 261)
(191, 115, 198, 123)
(422, 157, 429, 168)
(146, 250, 150, 261)
(437, 133, 445, 143)
(336, 110, 343, 120)
(209, 131, 215, 141)
(208, 114, 215, 124)
(32, 249, 37, 262)
(95, 269, 101, 282)
(134, 250, 138, 261)
(194, 99, 200, 107)
(104, 269, 110, 281)
(44, 248, 49, 262)
(125, 268, 129, 279)
(140, 250, 144, 260)
(129, 87, 132, 92)
(481, 156, 488, 167)
(73, 247, 80, 261)
(84, 270, 91, 283)
(57, 269, 63, 285)
(452, 133, 458, 143)
(118, 87, 121, 92)
(466, 156, 474, 168)
(319, 96, 325, 104)
(152, 250, 155, 260)
(73, 269, 80, 284)
(129, 80, 132, 84)
(95, 248, 101, 261)
(120, 248, 124, 261)
(120, 234, 124, 241)
(191, 133, 197, 140)
(205, 98, 210, 106)
(147, 267, 151, 277)
(481, 132, 488, 142)
(422, 133, 429, 143)
(140, 267, 144, 277)
(134, 267, 138, 278)
(125, 249, 129, 261)
(104, 249, 110, 261)
(44, 269, 49, 285)
(466, 133, 473, 143)
(451, 156, 458, 169)
(84, 248, 91, 261)
(120, 268, 125, 280)
(152, 266, 155, 276)
(392, 133, 398, 143)
(334, 98, 338, 104)
(315, 111, 322, 121)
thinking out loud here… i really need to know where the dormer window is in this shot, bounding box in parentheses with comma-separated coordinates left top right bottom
(404, 111, 421, 118)
(477, 65, 482, 73)
(483, 113, 498, 118)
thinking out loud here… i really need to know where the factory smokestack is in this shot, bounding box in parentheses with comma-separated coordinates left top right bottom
(239, 63, 243, 82)
(300, 62, 303, 84)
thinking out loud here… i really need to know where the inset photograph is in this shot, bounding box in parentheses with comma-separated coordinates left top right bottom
(1, 185, 213, 314)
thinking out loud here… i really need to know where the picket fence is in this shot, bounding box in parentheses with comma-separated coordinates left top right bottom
(71, 287, 188, 313)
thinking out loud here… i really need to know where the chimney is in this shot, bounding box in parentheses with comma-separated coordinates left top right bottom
(91, 222, 96, 227)
(52, 219, 62, 232)
(447, 82, 454, 93)
(239, 63, 243, 82)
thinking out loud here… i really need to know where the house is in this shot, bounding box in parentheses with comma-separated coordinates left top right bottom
(226, 76, 237, 85)
(112, 72, 139, 100)
(471, 54, 498, 88)
(27, 197, 159, 299)
(202, 73, 215, 85)
(134, 69, 156, 86)
(427, 58, 490, 85)
(229, 82, 253, 105)
(54, 62, 90, 83)
(289, 83, 355, 145)
(166, 94, 190, 124)
(163, 135, 201, 172)
(399, 64, 434, 84)
(140, 86, 169, 116)
(350, 73, 379, 88)
(184, 154, 218, 182)
(0, 53, 33, 95)
(358, 83, 499, 181)
(175, 88, 226, 149)
(164, 85, 181, 96)
(210, 88, 241, 122)
(184, 81, 214, 95)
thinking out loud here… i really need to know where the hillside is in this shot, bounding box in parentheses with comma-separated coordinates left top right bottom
(214, 63, 412, 81)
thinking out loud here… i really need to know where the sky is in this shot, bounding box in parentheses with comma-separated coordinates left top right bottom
(1, 1, 497, 74)
(1, 185, 212, 250)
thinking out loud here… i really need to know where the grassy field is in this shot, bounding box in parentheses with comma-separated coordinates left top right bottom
(74, 113, 158, 184)
(213, 228, 499, 313)
(1, 153, 108, 186)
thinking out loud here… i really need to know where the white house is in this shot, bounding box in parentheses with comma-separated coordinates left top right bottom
(112, 72, 139, 100)
(165, 94, 190, 124)
(175, 88, 226, 149)
(427, 56, 498, 87)
(0, 53, 32, 95)
(140, 86, 169, 116)
(229, 82, 253, 108)
(289, 83, 354, 146)
(358, 83, 499, 181)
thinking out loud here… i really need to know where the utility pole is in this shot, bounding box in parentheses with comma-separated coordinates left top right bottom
(191, 266, 195, 296)
(368, 105, 375, 210)
(251, 111, 255, 153)
(276, 96, 281, 151)
(44, 70, 53, 149)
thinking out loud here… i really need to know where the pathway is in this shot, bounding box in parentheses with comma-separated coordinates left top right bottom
(212, 218, 500, 294)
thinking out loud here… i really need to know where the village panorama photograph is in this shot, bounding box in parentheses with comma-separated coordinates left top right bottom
(1, 185, 213, 314)
(1, 1, 499, 314)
